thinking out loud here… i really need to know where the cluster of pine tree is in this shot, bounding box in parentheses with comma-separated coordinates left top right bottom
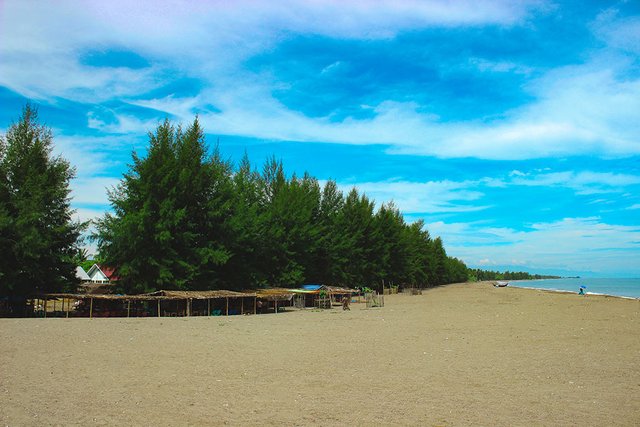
(0, 106, 86, 303)
(94, 118, 469, 294)
(468, 269, 559, 281)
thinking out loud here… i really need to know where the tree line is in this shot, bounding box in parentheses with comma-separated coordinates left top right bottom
(93, 117, 469, 293)
(0, 106, 468, 300)
(467, 269, 560, 281)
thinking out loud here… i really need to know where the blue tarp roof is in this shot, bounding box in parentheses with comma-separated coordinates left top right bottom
(301, 284, 323, 291)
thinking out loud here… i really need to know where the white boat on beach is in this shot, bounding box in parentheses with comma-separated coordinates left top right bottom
(494, 281, 509, 287)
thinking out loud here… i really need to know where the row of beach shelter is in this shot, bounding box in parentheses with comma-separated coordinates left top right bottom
(31, 285, 357, 318)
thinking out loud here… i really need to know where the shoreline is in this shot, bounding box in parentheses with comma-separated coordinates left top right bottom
(496, 279, 640, 300)
(504, 283, 640, 301)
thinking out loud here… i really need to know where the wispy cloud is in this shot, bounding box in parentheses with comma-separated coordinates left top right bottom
(591, 8, 640, 54)
(507, 170, 640, 195)
(115, 48, 640, 160)
(71, 177, 120, 206)
(334, 179, 489, 213)
(340, 169, 640, 216)
(11, 0, 633, 161)
(429, 217, 640, 276)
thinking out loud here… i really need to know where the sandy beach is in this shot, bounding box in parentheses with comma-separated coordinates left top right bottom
(1, 282, 638, 426)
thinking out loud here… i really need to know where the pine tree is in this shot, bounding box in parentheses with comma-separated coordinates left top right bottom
(334, 188, 376, 287)
(94, 118, 234, 293)
(432, 237, 448, 286)
(0, 105, 86, 308)
(372, 202, 409, 288)
(255, 160, 322, 287)
(222, 153, 264, 289)
(313, 179, 347, 284)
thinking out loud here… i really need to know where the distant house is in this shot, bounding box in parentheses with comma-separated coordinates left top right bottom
(75, 266, 91, 282)
(99, 265, 119, 282)
(87, 264, 118, 284)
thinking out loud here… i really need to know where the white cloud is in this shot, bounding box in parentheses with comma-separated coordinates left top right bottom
(0, 0, 567, 161)
(86, 111, 160, 135)
(71, 177, 120, 206)
(509, 171, 640, 194)
(50, 134, 132, 224)
(0, 0, 541, 99)
(52, 134, 133, 177)
(333, 179, 489, 214)
(592, 9, 640, 54)
(469, 57, 533, 74)
(331, 168, 640, 217)
(429, 217, 640, 276)
(162, 60, 640, 160)
(2, 0, 638, 162)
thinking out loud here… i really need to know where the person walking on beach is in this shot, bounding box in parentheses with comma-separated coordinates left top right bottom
(342, 296, 350, 310)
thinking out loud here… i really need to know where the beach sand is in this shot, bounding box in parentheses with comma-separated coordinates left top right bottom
(1, 282, 639, 426)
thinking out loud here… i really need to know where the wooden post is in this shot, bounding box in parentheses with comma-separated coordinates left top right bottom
(275, 299, 278, 314)
(241, 298, 244, 315)
(157, 299, 161, 317)
(254, 296, 257, 315)
(207, 298, 210, 316)
(44, 299, 47, 318)
(127, 300, 131, 318)
(89, 298, 93, 319)
(187, 299, 191, 317)
(66, 299, 70, 318)
(225, 297, 229, 316)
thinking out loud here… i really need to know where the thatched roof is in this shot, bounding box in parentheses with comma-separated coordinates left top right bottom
(40, 290, 257, 301)
(42, 293, 157, 301)
(326, 286, 357, 294)
(78, 281, 116, 295)
(255, 288, 295, 301)
(144, 290, 256, 299)
(40, 288, 303, 301)
(289, 286, 356, 295)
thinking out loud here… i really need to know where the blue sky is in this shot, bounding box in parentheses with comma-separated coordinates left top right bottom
(1, 0, 639, 277)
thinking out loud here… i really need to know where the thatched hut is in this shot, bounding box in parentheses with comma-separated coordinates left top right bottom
(254, 288, 294, 313)
(30, 290, 259, 318)
(144, 290, 257, 316)
(290, 284, 356, 308)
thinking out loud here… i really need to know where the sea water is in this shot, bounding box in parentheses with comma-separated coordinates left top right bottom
(508, 277, 640, 299)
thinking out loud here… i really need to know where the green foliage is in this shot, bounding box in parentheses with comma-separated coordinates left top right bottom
(94, 118, 234, 293)
(0, 105, 86, 298)
(94, 116, 468, 292)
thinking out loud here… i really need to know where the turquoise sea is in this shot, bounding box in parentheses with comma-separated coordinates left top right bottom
(509, 277, 640, 299)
